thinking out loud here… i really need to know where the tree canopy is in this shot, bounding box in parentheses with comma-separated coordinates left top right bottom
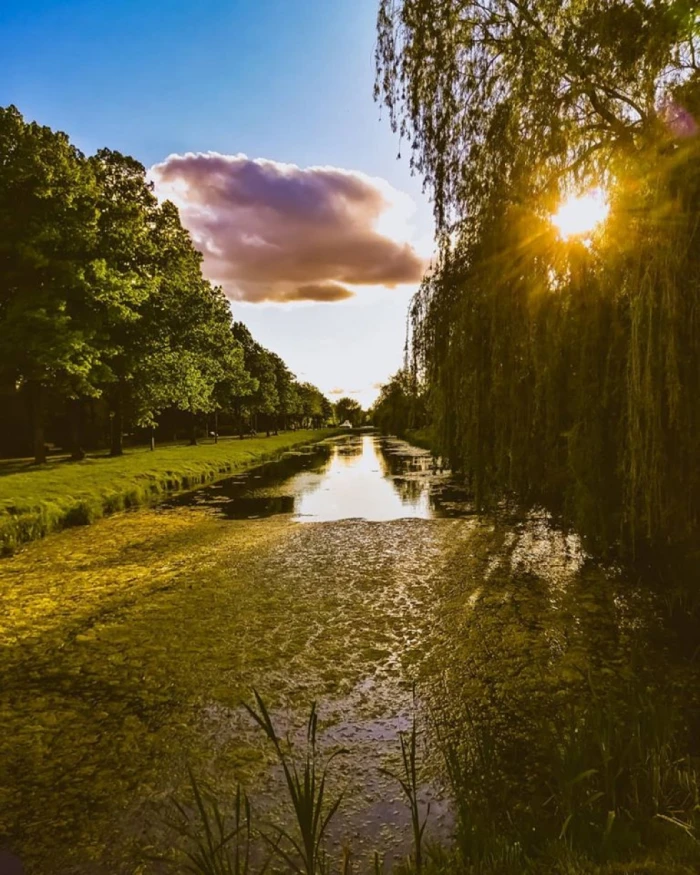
(334, 397, 365, 426)
(377, 0, 700, 234)
(377, 2, 700, 550)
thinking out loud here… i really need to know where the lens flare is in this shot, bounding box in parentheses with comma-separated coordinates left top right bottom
(552, 189, 609, 239)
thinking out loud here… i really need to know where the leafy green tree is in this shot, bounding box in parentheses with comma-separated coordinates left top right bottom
(334, 397, 364, 427)
(372, 369, 425, 435)
(0, 106, 103, 463)
(320, 395, 333, 426)
(232, 323, 278, 436)
(376, 0, 698, 234)
(89, 148, 160, 455)
(376, 2, 700, 549)
(268, 352, 296, 433)
(141, 204, 251, 446)
(297, 382, 325, 428)
(0, 107, 315, 462)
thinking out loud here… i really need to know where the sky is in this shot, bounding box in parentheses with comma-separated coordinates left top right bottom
(0, 0, 434, 407)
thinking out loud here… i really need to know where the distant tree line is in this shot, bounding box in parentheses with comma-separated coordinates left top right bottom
(333, 396, 365, 427)
(371, 369, 426, 437)
(377, 1, 700, 551)
(0, 106, 333, 463)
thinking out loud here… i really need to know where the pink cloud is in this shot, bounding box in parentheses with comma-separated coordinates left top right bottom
(150, 152, 424, 303)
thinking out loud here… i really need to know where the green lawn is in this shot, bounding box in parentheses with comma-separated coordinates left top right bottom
(0, 430, 334, 552)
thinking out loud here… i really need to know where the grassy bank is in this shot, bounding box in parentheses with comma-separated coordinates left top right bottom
(0, 430, 334, 552)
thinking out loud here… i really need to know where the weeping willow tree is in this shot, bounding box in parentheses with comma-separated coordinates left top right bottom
(377, 0, 700, 549)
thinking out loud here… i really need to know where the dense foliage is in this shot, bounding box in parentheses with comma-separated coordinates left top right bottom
(376, 0, 700, 549)
(0, 106, 332, 462)
(371, 368, 427, 435)
(333, 395, 366, 426)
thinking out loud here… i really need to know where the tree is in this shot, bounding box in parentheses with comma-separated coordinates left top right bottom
(268, 352, 296, 433)
(89, 148, 160, 455)
(232, 323, 278, 436)
(320, 395, 333, 426)
(376, 2, 700, 549)
(377, 0, 700, 233)
(0, 106, 103, 463)
(297, 382, 325, 428)
(142, 204, 251, 446)
(0, 106, 313, 462)
(334, 397, 364, 427)
(371, 369, 425, 435)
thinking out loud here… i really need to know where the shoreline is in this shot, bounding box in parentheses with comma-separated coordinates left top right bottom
(0, 429, 337, 553)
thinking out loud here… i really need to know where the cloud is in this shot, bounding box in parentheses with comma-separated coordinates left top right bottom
(149, 152, 425, 303)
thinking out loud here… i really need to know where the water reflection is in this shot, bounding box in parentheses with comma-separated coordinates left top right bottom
(172, 434, 462, 522)
(295, 434, 432, 521)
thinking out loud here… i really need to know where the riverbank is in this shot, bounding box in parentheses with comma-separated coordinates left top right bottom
(0, 430, 334, 553)
(403, 427, 436, 452)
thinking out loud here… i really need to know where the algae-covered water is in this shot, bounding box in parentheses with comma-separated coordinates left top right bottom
(1, 434, 698, 873)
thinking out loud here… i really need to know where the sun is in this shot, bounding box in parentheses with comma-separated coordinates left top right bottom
(552, 189, 609, 239)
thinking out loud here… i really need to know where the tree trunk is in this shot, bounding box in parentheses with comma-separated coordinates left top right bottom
(189, 414, 198, 446)
(150, 427, 155, 452)
(110, 389, 124, 456)
(69, 398, 85, 461)
(28, 381, 46, 464)
(214, 411, 219, 444)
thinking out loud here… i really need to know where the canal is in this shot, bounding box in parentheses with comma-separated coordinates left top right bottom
(1, 433, 698, 872)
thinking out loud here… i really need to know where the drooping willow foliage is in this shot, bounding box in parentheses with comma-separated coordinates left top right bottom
(377, 0, 700, 549)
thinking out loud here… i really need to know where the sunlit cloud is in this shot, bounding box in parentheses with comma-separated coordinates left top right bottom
(149, 152, 425, 303)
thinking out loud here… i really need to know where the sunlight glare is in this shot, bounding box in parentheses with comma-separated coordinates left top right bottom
(552, 189, 609, 239)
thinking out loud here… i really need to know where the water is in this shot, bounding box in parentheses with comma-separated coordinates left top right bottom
(1, 434, 698, 873)
(171, 432, 469, 522)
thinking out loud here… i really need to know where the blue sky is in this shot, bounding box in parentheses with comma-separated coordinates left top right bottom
(1, 0, 433, 405)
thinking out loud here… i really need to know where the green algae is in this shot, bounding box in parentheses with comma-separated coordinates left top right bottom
(0, 495, 462, 872)
(2, 437, 699, 874)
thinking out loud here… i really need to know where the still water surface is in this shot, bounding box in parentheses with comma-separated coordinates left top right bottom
(172, 432, 467, 522)
(1, 433, 697, 873)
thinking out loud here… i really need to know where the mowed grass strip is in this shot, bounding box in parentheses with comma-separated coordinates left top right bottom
(0, 430, 333, 552)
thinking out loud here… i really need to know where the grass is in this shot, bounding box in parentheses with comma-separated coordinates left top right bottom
(174, 684, 700, 875)
(420, 549, 700, 875)
(380, 717, 430, 874)
(177, 685, 700, 875)
(174, 696, 424, 875)
(243, 692, 345, 875)
(0, 429, 334, 552)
